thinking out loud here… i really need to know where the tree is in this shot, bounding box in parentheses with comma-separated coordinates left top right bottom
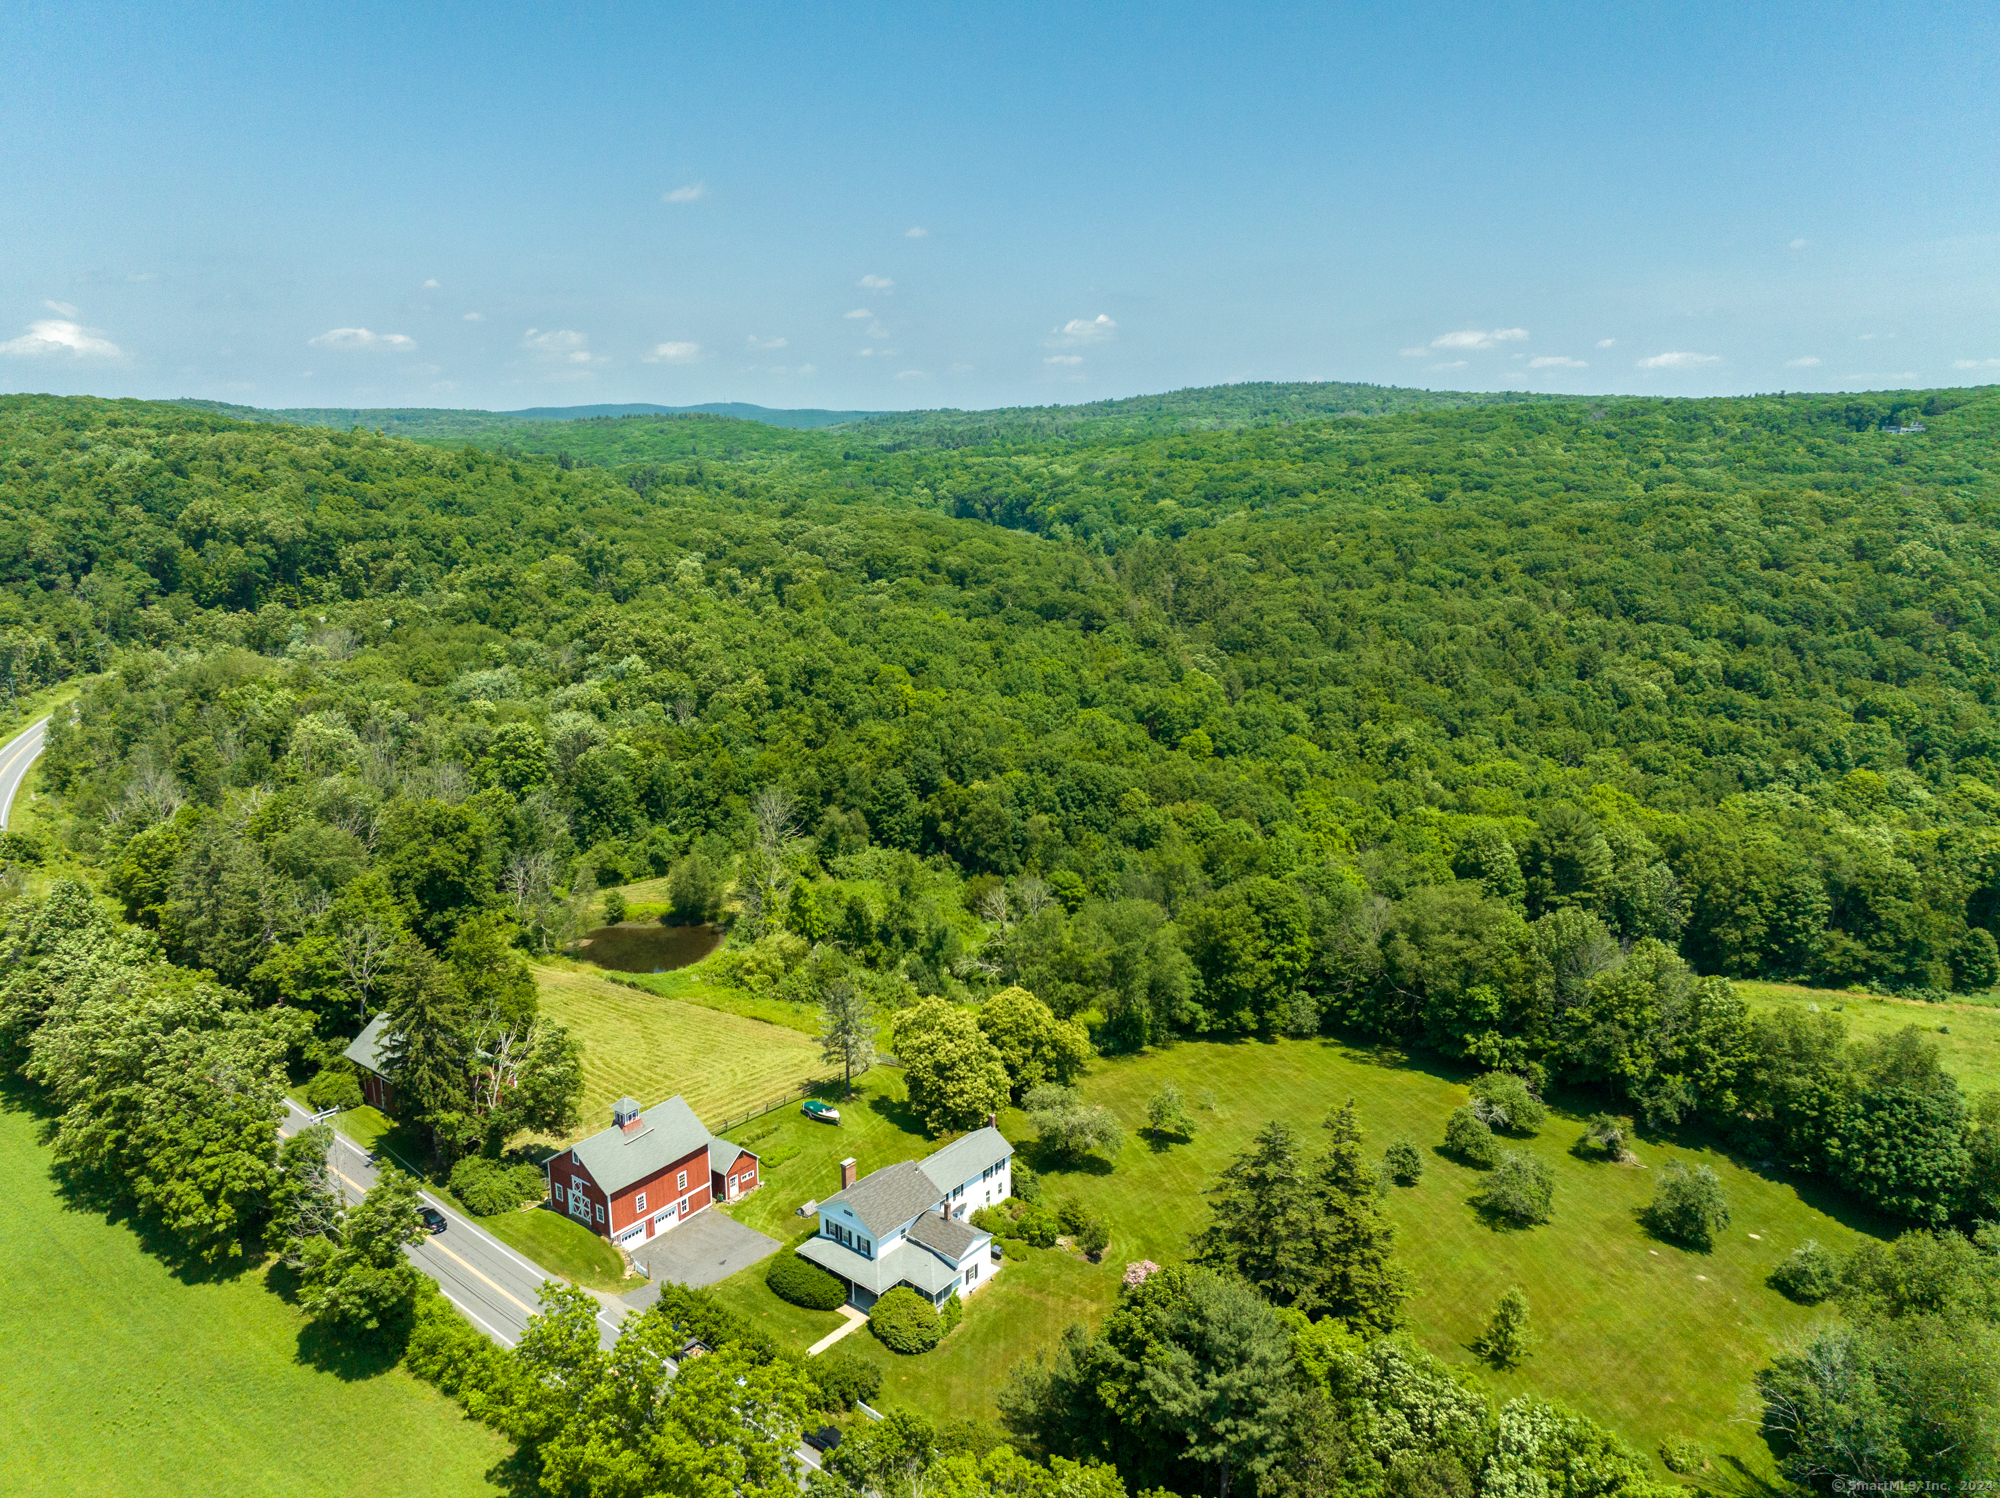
(894, 998, 1009, 1135)
(1478, 1287, 1533, 1368)
(1146, 1080, 1195, 1141)
(1026, 1083, 1125, 1164)
(1181, 877, 1311, 1035)
(298, 1167, 424, 1340)
(1770, 1240, 1842, 1304)
(601, 887, 627, 924)
(1522, 804, 1613, 916)
(1443, 1106, 1498, 1167)
(380, 945, 475, 1159)
(1311, 1100, 1408, 1334)
(1647, 1159, 1731, 1249)
(1383, 1137, 1424, 1185)
(668, 846, 728, 924)
(1577, 1113, 1625, 1159)
(978, 986, 1093, 1099)
(1477, 1151, 1554, 1225)
(1195, 1120, 1322, 1309)
(267, 1123, 343, 1262)
(1468, 1072, 1546, 1134)
(818, 976, 878, 1098)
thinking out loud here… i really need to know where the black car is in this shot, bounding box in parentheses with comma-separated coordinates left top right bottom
(804, 1426, 842, 1454)
(418, 1206, 448, 1235)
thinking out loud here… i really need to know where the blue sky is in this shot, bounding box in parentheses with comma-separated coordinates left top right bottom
(3, 1, 1996, 412)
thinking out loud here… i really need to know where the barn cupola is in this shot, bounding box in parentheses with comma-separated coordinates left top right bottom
(614, 1096, 644, 1135)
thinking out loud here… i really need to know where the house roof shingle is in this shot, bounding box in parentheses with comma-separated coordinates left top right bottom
(708, 1136, 758, 1175)
(564, 1096, 714, 1197)
(905, 1210, 981, 1261)
(342, 1013, 393, 1077)
(825, 1159, 944, 1237)
(797, 1233, 972, 1298)
(915, 1126, 1012, 1195)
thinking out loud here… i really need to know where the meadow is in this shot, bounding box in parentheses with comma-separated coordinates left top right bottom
(1735, 980, 2000, 1097)
(530, 961, 830, 1139)
(714, 1041, 1888, 1482)
(0, 1097, 508, 1498)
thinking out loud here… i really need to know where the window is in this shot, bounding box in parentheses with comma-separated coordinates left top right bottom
(858, 1237, 871, 1258)
(677, 1170, 687, 1192)
(596, 1204, 605, 1222)
(636, 1193, 647, 1212)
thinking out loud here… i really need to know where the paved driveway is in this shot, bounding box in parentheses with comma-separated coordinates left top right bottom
(621, 1209, 780, 1308)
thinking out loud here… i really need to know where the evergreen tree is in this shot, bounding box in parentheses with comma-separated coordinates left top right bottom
(1311, 1100, 1408, 1333)
(1478, 1287, 1533, 1368)
(818, 975, 877, 1099)
(1195, 1121, 1322, 1309)
(380, 945, 474, 1160)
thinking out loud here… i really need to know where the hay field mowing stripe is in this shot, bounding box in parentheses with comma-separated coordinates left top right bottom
(533, 964, 828, 1136)
(1735, 980, 2000, 1097)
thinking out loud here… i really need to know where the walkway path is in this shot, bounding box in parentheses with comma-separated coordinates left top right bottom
(805, 1304, 870, 1357)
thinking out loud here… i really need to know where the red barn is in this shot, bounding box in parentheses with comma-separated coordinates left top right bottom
(342, 1013, 397, 1113)
(548, 1095, 761, 1247)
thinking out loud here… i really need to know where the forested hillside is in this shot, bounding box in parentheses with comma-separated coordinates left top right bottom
(4, 386, 1999, 1225)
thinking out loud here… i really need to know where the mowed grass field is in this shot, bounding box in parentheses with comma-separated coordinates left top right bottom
(531, 963, 829, 1141)
(717, 1044, 1886, 1481)
(1736, 980, 2000, 1097)
(0, 1100, 507, 1498)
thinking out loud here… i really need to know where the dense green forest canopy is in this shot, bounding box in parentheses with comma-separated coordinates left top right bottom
(4, 383, 1999, 1228)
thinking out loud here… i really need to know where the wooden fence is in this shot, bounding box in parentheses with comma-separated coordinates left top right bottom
(711, 1057, 897, 1134)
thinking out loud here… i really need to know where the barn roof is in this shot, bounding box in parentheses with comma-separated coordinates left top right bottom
(565, 1096, 714, 1197)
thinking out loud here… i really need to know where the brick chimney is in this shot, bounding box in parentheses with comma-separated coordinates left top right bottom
(614, 1097, 643, 1136)
(985, 1113, 997, 1128)
(840, 1157, 858, 1190)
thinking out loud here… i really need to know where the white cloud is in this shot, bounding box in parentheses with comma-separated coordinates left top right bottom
(1789, 237, 1811, 250)
(905, 227, 928, 238)
(522, 329, 607, 368)
(463, 312, 484, 322)
(641, 340, 702, 364)
(1430, 327, 1528, 351)
(1398, 347, 1427, 357)
(867, 321, 891, 339)
(1050, 314, 1117, 346)
(844, 308, 872, 319)
(0, 317, 124, 358)
(747, 335, 788, 350)
(1426, 360, 1467, 371)
(1953, 358, 2000, 369)
(796, 363, 816, 375)
(1529, 355, 1588, 369)
(663, 182, 708, 202)
(44, 300, 77, 317)
(858, 274, 894, 290)
(895, 369, 927, 380)
(1785, 356, 1822, 368)
(1045, 354, 1083, 366)
(1595, 338, 1616, 349)
(308, 327, 417, 352)
(422, 278, 440, 289)
(1636, 350, 1720, 370)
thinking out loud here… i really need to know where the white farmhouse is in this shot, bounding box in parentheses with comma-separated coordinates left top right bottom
(798, 1125, 1012, 1311)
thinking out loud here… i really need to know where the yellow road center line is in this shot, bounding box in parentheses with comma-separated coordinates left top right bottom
(328, 1161, 539, 1317)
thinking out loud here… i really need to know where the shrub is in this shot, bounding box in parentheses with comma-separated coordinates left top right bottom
(1478, 1151, 1554, 1224)
(969, 1204, 1011, 1235)
(870, 1286, 944, 1353)
(1384, 1137, 1424, 1185)
(1146, 1081, 1195, 1140)
(812, 1351, 882, 1411)
(1444, 1106, 1499, 1168)
(1658, 1437, 1707, 1475)
(1011, 1160, 1045, 1205)
(1075, 1215, 1110, 1260)
(1647, 1160, 1731, 1250)
(1025, 1083, 1124, 1163)
(767, 1252, 848, 1311)
(1000, 1237, 1027, 1260)
(1577, 1113, 1625, 1159)
(602, 888, 628, 924)
(1013, 1206, 1059, 1248)
(1469, 1072, 1546, 1134)
(1055, 1198, 1090, 1235)
(1768, 1239, 1841, 1303)
(938, 1290, 963, 1336)
(447, 1155, 545, 1216)
(305, 1066, 363, 1112)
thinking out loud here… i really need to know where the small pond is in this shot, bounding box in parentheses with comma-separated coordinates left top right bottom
(574, 922, 725, 973)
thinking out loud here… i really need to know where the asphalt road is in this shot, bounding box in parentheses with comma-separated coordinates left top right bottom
(278, 1101, 831, 1466)
(279, 1100, 622, 1352)
(0, 716, 49, 831)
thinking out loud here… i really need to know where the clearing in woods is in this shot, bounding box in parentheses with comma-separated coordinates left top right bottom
(531, 962, 828, 1138)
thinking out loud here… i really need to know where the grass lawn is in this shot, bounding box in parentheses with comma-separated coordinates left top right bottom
(585, 959, 823, 1036)
(0, 1097, 508, 1498)
(480, 1205, 640, 1294)
(531, 962, 829, 1139)
(1736, 980, 2000, 1096)
(717, 1044, 1885, 1482)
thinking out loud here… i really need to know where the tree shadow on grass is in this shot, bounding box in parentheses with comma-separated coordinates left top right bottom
(294, 1316, 409, 1382)
(1630, 1205, 1718, 1255)
(1708, 1452, 1791, 1498)
(1626, 1115, 1899, 1242)
(1017, 1139, 1116, 1177)
(862, 1090, 928, 1138)
(1463, 1195, 1548, 1234)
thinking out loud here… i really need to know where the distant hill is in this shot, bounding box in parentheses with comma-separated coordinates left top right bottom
(845, 380, 1573, 448)
(167, 399, 883, 436)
